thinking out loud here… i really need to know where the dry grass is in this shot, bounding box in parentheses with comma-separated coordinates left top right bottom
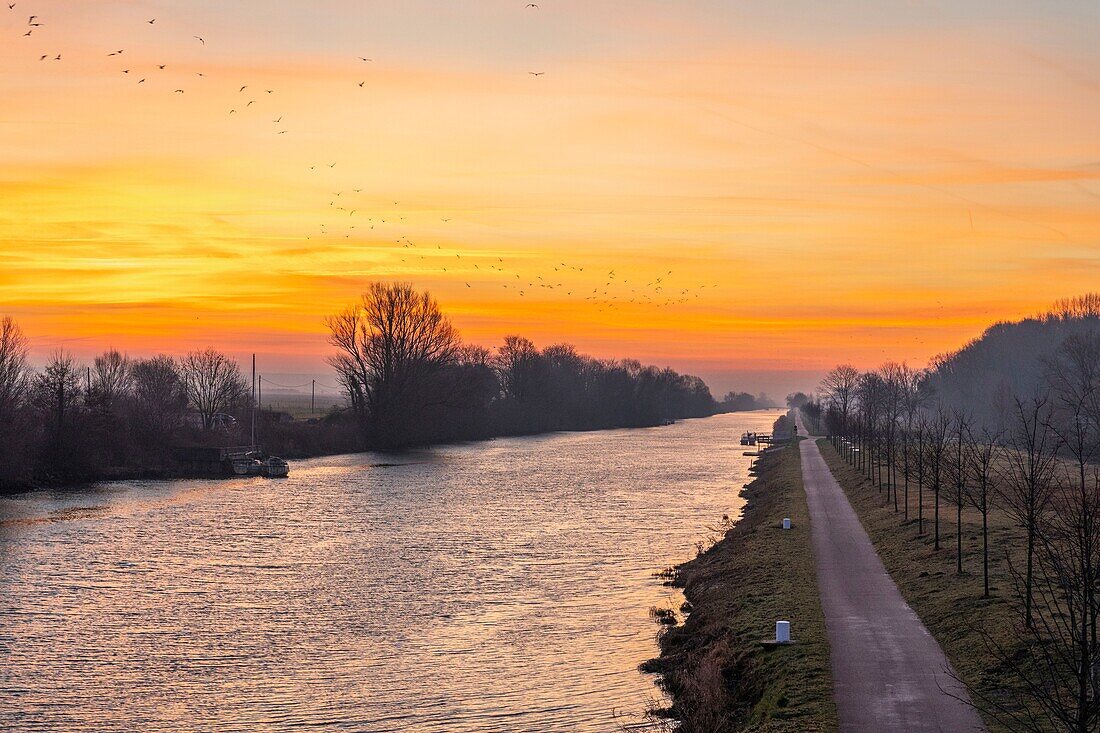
(815, 438, 1047, 732)
(645, 441, 837, 732)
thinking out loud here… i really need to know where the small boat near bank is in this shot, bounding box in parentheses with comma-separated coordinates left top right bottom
(230, 451, 290, 478)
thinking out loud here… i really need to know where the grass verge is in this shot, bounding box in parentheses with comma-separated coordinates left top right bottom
(644, 441, 837, 732)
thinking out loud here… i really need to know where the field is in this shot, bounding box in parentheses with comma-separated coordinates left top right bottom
(259, 393, 347, 420)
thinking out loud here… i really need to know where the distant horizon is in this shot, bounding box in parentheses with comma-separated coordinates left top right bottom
(7, 297, 1034, 401)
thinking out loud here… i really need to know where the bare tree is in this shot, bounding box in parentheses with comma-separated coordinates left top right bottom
(821, 364, 860, 436)
(880, 363, 908, 511)
(947, 409, 974, 573)
(130, 355, 188, 446)
(925, 408, 952, 550)
(30, 350, 82, 452)
(326, 282, 461, 445)
(966, 422, 1003, 597)
(0, 316, 31, 486)
(994, 466, 1100, 733)
(913, 413, 929, 535)
(91, 349, 132, 408)
(900, 368, 928, 523)
(178, 348, 247, 430)
(998, 394, 1060, 628)
(0, 316, 29, 418)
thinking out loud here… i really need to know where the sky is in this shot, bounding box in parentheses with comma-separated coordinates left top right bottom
(1, 1, 1098, 398)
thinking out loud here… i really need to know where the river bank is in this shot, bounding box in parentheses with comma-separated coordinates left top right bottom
(0, 409, 774, 495)
(644, 437, 837, 732)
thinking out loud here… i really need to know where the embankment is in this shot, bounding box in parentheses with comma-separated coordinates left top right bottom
(644, 439, 837, 732)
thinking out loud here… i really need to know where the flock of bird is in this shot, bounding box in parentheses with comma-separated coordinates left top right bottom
(8, 3, 717, 312)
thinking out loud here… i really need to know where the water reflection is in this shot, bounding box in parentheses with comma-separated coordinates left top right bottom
(0, 411, 781, 732)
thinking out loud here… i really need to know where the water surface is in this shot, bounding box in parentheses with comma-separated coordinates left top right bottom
(0, 411, 781, 732)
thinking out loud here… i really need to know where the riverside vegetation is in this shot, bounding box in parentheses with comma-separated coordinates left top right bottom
(644, 416, 837, 733)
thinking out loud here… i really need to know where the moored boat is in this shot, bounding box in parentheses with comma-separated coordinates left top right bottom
(261, 456, 289, 478)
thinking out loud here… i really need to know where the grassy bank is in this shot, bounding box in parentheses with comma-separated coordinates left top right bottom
(645, 440, 837, 732)
(815, 437, 1038, 732)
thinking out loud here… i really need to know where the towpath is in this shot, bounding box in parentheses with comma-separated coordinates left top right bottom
(794, 411, 985, 732)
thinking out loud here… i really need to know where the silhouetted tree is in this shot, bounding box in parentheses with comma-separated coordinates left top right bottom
(178, 347, 248, 431)
(327, 282, 463, 446)
(130, 355, 189, 457)
(0, 316, 31, 487)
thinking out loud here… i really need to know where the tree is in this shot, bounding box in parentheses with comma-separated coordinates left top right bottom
(178, 348, 247, 431)
(998, 394, 1060, 628)
(31, 350, 82, 450)
(966, 423, 1003, 597)
(91, 349, 132, 409)
(130, 355, 189, 451)
(900, 367, 928, 522)
(821, 364, 860, 436)
(785, 391, 810, 409)
(0, 316, 31, 486)
(327, 282, 461, 446)
(924, 408, 952, 550)
(987, 466, 1100, 733)
(947, 409, 973, 573)
(0, 315, 29, 417)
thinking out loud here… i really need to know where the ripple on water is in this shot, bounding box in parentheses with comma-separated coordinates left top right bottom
(0, 411, 782, 732)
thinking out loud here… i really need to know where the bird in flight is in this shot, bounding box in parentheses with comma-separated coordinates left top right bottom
(273, 116, 282, 123)
(193, 35, 204, 45)
(8, 4, 15, 10)
(358, 57, 372, 62)
(174, 89, 184, 93)
(358, 81, 365, 87)
(108, 50, 123, 56)
(527, 3, 539, 7)
(147, 18, 155, 24)
(529, 71, 544, 76)
(239, 85, 247, 92)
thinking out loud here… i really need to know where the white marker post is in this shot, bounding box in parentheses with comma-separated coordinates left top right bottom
(776, 620, 791, 644)
(782, 517, 791, 530)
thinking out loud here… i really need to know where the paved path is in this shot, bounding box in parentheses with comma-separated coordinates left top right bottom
(795, 413, 985, 732)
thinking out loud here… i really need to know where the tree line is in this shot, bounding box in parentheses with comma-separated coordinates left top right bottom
(808, 294, 1100, 732)
(326, 282, 719, 448)
(0, 282, 733, 489)
(0, 317, 260, 488)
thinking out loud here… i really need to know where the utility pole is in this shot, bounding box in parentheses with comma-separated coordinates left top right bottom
(258, 376, 262, 414)
(251, 354, 256, 448)
(311, 379, 315, 415)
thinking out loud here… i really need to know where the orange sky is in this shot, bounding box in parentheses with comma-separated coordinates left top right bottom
(1, 1, 1098, 396)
